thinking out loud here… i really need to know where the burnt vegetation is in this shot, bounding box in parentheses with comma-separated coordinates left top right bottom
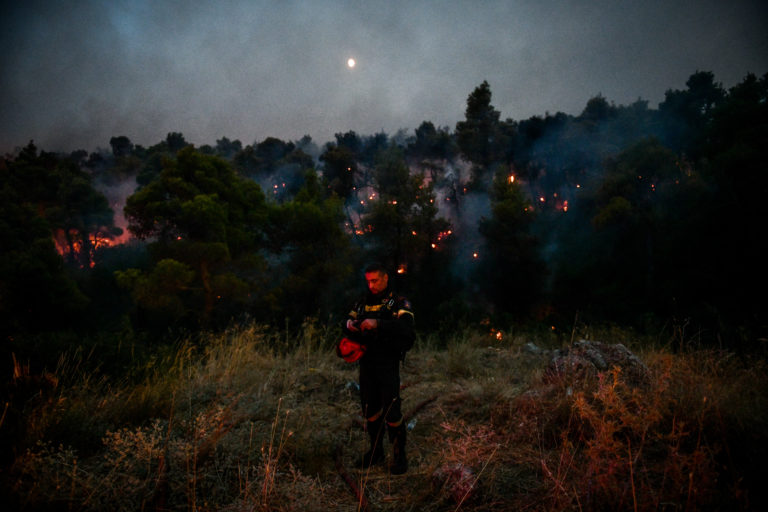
(2, 70, 768, 510)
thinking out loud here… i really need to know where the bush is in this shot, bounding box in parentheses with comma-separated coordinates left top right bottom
(3, 323, 766, 510)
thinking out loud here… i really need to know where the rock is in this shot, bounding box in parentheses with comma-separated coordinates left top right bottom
(523, 342, 543, 355)
(544, 340, 650, 387)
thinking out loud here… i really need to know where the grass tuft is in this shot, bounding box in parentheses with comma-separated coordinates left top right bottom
(3, 321, 766, 510)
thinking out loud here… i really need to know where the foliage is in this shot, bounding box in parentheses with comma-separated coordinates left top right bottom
(0, 143, 126, 336)
(0, 192, 88, 336)
(264, 170, 355, 322)
(491, 344, 768, 511)
(455, 80, 503, 172)
(553, 138, 697, 321)
(122, 147, 268, 329)
(318, 135, 359, 199)
(1, 69, 767, 347)
(477, 168, 545, 319)
(1, 142, 122, 268)
(361, 144, 457, 320)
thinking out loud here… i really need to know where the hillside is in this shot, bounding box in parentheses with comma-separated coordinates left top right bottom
(4, 323, 767, 511)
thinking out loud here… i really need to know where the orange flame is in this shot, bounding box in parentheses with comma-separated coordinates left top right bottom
(53, 228, 124, 268)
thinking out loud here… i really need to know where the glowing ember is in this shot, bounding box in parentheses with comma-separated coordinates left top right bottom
(397, 264, 406, 274)
(508, 175, 515, 183)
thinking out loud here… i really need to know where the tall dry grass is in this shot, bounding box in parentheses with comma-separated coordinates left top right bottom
(3, 321, 766, 511)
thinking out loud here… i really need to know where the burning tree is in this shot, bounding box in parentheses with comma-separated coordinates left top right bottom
(121, 147, 268, 328)
(363, 145, 451, 272)
(1, 144, 93, 335)
(1, 142, 122, 269)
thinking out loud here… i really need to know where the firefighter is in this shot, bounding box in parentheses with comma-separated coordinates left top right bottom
(341, 262, 415, 474)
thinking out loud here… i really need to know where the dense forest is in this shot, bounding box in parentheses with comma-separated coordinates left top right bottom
(2, 70, 767, 368)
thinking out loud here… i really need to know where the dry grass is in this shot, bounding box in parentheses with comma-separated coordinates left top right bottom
(3, 321, 766, 511)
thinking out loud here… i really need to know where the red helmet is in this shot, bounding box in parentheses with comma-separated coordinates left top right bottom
(337, 337, 366, 363)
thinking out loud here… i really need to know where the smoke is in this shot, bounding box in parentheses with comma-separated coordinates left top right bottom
(252, 163, 307, 203)
(4, 1, 765, 155)
(95, 177, 137, 244)
(430, 160, 490, 281)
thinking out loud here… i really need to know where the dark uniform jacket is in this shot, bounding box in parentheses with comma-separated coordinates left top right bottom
(343, 287, 415, 363)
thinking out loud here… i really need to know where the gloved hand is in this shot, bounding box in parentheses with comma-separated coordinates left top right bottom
(346, 319, 360, 332)
(359, 319, 378, 331)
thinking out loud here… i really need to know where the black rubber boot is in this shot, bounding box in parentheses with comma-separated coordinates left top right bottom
(388, 422, 408, 475)
(359, 416, 385, 469)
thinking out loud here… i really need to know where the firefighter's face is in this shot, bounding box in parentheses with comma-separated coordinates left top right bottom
(365, 270, 388, 295)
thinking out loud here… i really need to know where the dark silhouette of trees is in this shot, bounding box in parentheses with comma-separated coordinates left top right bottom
(319, 136, 359, 199)
(121, 147, 268, 329)
(0, 143, 113, 336)
(658, 71, 725, 158)
(2, 69, 766, 347)
(406, 121, 457, 185)
(109, 136, 134, 158)
(579, 139, 690, 320)
(476, 169, 544, 318)
(1, 142, 122, 269)
(360, 145, 453, 318)
(455, 81, 506, 182)
(693, 72, 768, 331)
(214, 137, 243, 160)
(264, 170, 354, 322)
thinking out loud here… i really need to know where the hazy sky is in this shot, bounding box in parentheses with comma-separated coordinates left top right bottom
(2, 0, 766, 154)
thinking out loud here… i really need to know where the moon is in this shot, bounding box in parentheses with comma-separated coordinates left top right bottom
(347, 57, 356, 69)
